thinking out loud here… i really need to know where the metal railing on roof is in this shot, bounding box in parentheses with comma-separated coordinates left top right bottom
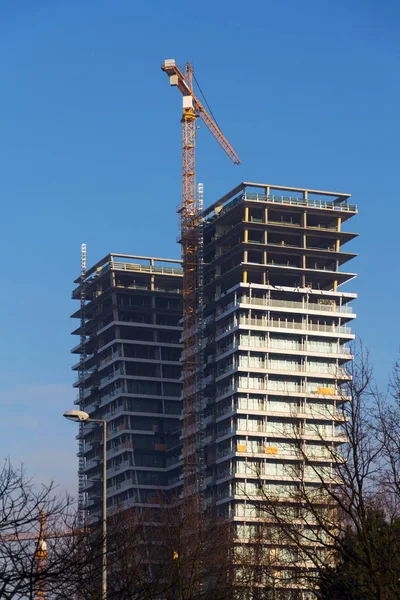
(244, 192, 357, 212)
(110, 261, 183, 275)
(205, 191, 357, 223)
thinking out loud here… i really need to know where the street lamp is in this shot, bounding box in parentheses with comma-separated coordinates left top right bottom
(64, 409, 107, 600)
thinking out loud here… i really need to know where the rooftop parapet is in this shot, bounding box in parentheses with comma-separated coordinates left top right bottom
(73, 253, 182, 284)
(203, 182, 357, 223)
(72, 253, 182, 299)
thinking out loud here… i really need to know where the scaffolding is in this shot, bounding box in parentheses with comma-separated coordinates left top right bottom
(196, 183, 205, 503)
(77, 243, 87, 525)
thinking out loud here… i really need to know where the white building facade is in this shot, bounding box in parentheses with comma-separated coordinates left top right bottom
(199, 183, 357, 597)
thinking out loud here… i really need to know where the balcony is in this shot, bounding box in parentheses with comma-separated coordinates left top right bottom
(239, 297, 354, 314)
(218, 399, 347, 420)
(216, 298, 354, 325)
(234, 359, 349, 377)
(216, 381, 343, 398)
(238, 338, 351, 355)
(203, 434, 214, 445)
(239, 317, 352, 335)
(101, 388, 122, 404)
(99, 351, 121, 369)
(216, 446, 234, 460)
(83, 400, 101, 414)
(233, 423, 345, 442)
(216, 319, 353, 340)
(100, 370, 121, 388)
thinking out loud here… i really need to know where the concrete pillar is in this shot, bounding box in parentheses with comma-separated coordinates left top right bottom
(333, 280, 338, 292)
(243, 271, 248, 284)
(244, 206, 249, 222)
(337, 217, 342, 232)
(303, 234, 307, 249)
(264, 207, 268, 223)
(335, 239, 340, 252)
(302, 211, 307, 228)
(244, 229, 248, 243)
(112, 294, 118, 322)
(243, 250, 248, 263)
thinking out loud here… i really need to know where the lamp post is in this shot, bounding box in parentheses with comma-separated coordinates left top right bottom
(64, 409, 107, 600)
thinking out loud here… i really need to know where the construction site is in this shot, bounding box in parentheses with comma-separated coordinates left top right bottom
(70, 59, 358, 599)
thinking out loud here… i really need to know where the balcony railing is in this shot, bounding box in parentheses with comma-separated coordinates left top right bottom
(217, 319, 352, 337)
(217, 401, 346, 420)
(216, 424, 344, 441)
(239, 317, 351, 334)
(221, 340, 351, 355)
(217, 382, 342, 396)
(100, 351, 121, 368)
(238, 359, 347, 374)
(100, 370, 121, 388)
(217, 298, 353, 317)
(240, 297, 353, 314)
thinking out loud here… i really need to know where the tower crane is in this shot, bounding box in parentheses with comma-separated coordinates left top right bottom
(161, 59, 240, 500)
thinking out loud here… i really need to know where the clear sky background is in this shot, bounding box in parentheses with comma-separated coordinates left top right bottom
(0, 0, 398, 494)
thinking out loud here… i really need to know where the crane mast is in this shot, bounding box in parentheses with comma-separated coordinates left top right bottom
(35, 510, 47, 598)
(161, 59, 240, 502)
(78, 243, 87, 525)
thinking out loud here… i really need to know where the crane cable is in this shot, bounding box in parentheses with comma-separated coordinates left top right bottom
(192, 72, 222, 132)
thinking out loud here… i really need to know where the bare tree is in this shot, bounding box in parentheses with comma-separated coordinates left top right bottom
(242, 343, 400, 599)
(64, 494, 236, 600)
(157, 498, 234, 600)
(0, 458, 100, 600)
(375, 358, 400, 507)
(232, 522, 302, 600)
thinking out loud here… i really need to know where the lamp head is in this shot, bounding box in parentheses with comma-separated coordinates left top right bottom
(63, 409, 90, 423)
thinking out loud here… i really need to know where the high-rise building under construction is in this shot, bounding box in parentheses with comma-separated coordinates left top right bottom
(198, 183, 357, 517)
(71, 254, 183, 519)
(71, 182, 357, 587)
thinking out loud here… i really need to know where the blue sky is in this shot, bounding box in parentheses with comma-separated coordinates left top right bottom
(0, 0, 399, 493)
